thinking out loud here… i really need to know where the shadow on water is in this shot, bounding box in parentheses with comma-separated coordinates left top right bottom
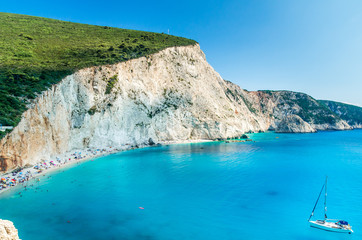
(266, 190, 279, 196)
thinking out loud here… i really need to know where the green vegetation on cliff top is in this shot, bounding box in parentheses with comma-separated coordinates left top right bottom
(0, 12, 196, 134)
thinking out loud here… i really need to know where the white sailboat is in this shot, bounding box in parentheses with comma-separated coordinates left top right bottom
(308, 177, 353, 234)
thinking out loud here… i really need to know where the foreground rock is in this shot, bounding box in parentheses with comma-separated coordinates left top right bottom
(0, 220, 20, 240)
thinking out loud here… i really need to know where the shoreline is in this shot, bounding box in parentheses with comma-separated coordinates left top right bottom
(0, 139, 213, 196)
(2, 128, 359, 196)
(0, 146, 120, 196)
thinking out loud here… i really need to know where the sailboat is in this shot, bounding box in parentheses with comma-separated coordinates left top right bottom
(308, 177, 353, 234)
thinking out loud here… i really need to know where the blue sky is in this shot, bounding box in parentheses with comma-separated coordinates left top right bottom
(2, 0, 362, 106)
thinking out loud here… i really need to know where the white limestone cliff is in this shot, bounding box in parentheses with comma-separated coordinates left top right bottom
(0, 44, 352, 171)
(0, 44, 264, 169)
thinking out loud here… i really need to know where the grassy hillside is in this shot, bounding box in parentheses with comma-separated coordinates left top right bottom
(319, 100, 362, 127)
(0, 12, 196, 138)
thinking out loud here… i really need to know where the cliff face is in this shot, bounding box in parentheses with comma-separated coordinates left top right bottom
(319, 100, 362, 128)
(0, 220, 20, 240)
(0, 44, 353, 171)
(0, 44, 267, 170)
(221, 83, 351, 133)
(246, 90, 351, 132)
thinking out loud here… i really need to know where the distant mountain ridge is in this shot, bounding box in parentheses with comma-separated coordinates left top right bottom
(222, 85, 352, 133)
(318, 100, 362, 128)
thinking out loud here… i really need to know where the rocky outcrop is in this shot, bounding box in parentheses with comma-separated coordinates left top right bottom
(0, 220, 20, 240)
(275, 115, 316, 133)
(0, 44, 354, 171)
(222, 83, 351, 132)
(245, 90, 351, 131)
(319, 100, 362, 128)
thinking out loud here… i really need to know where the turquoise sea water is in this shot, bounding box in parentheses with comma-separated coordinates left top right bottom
(0, 130, 361, 240)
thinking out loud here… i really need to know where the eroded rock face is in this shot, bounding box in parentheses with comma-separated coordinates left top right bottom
(245, 90, 351, 131)
(0, 220, 20, 240)
(0, 44, 352, 171)
(222, 83, 351, 133)
(275, 115, 316, 133)
(0, 44, 267, 170)
(319, 100, 362, 128)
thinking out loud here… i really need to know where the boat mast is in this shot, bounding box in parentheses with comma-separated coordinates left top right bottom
(324, 176, 328, 220)
(308, 180, 325, 221)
